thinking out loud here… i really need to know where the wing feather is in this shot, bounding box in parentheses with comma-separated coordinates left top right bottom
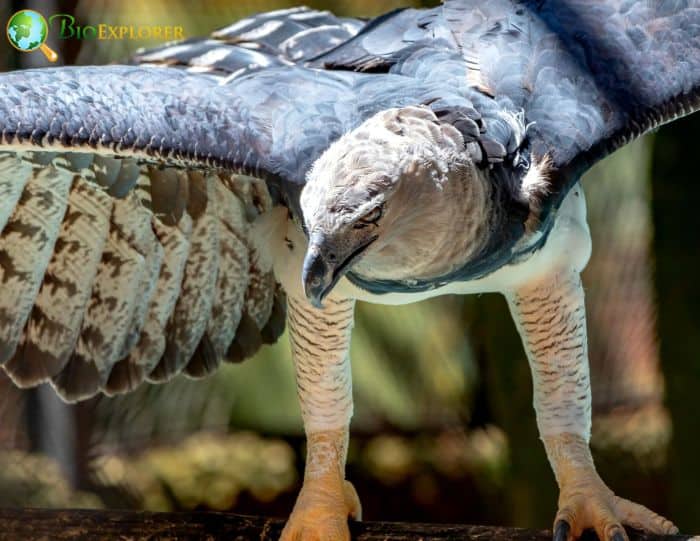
(183, 178, 250, 378)
(4, 177, 112, 386)
(52, 191, 156, 401)
(441, 0, 700, 214)
(148, 172, 220, 383)
(0, 156, 32, 233)
(0, 165, 73, 367)
(104, 170, 193, 395)
(117, 189, 165, 361)
(221, 178, 276, 363)
(135, 6, 363, 75)
(0, 147, 288, 399)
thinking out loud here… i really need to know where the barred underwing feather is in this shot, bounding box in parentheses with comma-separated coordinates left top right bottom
(0, 155, 31, 234)
(261, 286, 287, 344)
(207, 182, 250, 350)
(59, 153, 95, 176)
(0, 166, 73, 366)
(104, 168, 191, 395)
(184, 180, 250, 378)
(246, 269, 276, 330)
(147, 167, 189, 227)
(50, 348, 100, 402)
(243, 208, 276, 333)
(104, 212, 193, 395)
(226, 311, 263, 363)
(52, 194, 150, 401)
(186, 334, 219, 378)
(117, 197, 164, 360)
(148, 172, 220, 383)
(133, 172, 154, 209)
(226, 176, 274, 223)
(224, 266, 276, 363)
(0, 155, 290, 400)
(4, 178, 112, 386)
(20, 152, 57, 167)
(223, 176, 276, 363)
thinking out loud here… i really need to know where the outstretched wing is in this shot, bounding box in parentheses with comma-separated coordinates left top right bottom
(0, 63, 353, 400)
(0, 8, 362, 402)
(0, 69, 288, 401)
(443, 0, 700, 218)
(315, 0, 700, 221)
(0, 8, 487, 401)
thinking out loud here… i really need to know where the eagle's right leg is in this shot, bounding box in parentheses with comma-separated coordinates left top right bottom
(280, 292, 361, 541)
(507, 270, 677, 541)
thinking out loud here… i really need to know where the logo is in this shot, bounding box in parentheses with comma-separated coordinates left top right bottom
(6, 10, 185, 63)
(6, 9, 58, 62)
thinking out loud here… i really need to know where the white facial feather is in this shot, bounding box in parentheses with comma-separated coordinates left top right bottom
(301, 106, 463, 225)
(300, 106, 494, 282)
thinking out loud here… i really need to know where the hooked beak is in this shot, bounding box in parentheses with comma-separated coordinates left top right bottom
(302, 232, 378, 308)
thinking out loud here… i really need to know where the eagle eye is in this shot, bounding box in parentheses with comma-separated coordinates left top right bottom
(354, 204, 384, 229)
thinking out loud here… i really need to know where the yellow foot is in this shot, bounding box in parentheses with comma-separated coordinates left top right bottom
(281, 477, 361, 541)
(553, 477, 678, 541)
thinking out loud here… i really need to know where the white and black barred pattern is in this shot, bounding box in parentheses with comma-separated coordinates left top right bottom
(286, 293, 355, 481)
(287, 294, 355, 435)
(507, 271, 592, 440)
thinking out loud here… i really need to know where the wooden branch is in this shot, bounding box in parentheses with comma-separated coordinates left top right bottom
(0, 508, 692, 540)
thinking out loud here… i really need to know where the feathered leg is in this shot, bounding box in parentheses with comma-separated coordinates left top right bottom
(281, 293, 360, 541)
(507, 270, 677, 541)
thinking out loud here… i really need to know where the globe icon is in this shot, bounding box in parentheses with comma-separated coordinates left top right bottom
(6, 9, 57, 62)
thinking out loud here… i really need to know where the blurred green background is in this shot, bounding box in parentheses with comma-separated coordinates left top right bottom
(1, 0, 699, 533)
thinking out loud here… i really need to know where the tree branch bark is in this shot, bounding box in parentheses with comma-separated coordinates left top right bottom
(0, 508, 692, 540)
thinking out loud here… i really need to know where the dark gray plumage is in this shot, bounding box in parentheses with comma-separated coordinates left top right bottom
(316, 0, 700, 217)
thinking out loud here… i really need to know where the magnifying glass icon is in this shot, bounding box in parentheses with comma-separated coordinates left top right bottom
(7, 10, 59, 63)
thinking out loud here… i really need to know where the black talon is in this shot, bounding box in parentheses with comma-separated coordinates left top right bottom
(612, 531, 626, 541)
(553, 520, 571, 541)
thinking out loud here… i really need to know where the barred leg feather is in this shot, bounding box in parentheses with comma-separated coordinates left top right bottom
(281, 293, 358, 541)
(507, 271, 677, 541)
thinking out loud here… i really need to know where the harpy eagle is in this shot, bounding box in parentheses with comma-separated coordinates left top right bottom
(0, 1, 698, 539)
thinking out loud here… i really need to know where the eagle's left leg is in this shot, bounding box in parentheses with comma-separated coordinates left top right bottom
(506, 270, 677, 541)
(280, 293, 361, 541)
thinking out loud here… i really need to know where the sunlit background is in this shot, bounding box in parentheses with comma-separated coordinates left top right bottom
(1, 0, 700, 533)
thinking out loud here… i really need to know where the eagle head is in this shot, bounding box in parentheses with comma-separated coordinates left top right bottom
(300, 105, 480, 307)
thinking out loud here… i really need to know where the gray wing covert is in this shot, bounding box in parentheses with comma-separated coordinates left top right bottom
(315, 0, 700, 222)
(443, 0, 700, 216)
(133, 6, 364, 74)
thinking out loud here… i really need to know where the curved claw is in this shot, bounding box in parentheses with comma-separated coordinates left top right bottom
(612, 531, 626, 541)
(553, 480, 677, 541)
(553, 520, 571, 541)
